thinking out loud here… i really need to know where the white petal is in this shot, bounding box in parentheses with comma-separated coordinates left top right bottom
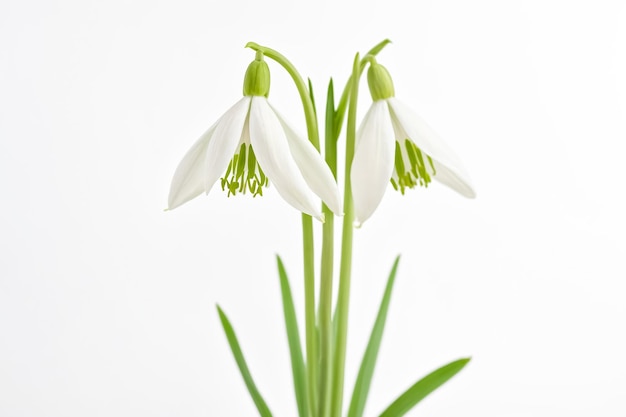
(431, 161, 476, 198)
(203, 97, 252, 193)
(167, 121, 219, 210)
(350, 101, 396, 225)
(249, 97, 324, 220)
(270, 103, 343, 215)
(387, 98, 476, 198)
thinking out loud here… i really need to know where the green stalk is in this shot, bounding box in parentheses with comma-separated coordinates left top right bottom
(246, 41, 320, 417)
(334, 39, 391, 140)
(246, 42, 320, 149)
(302, 214, 318, 417)
(331, 53, 361, 417)
(317, 79, 337, 417)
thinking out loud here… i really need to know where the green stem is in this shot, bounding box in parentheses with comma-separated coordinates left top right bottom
(317, 79, 337, 417)
(334, 39, 391, 140)
(246, 42, 320, 150)
(318, 208, 333, 417)
(302, 214, 318, 417)
(331, 53, 361, 417)
(246, 41, 320, 417)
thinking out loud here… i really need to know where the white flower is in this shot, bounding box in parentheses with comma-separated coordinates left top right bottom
(168, 95, 342, 220)
(350, 97, 476, 225)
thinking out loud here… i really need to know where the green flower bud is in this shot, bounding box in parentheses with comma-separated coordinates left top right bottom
(367, 61, 395, 101)
(243, 51, 270, 97)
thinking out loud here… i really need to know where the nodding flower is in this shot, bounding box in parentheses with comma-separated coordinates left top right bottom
(351, 59, 475, 226)
(168, 52, 342, 221)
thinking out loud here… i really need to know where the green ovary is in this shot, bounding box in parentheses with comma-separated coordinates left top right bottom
(220, 143, 269, 197)
(390, 139, 436, 194)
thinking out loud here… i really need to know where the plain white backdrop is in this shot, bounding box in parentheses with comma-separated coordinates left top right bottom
(1, 0, 625, 416)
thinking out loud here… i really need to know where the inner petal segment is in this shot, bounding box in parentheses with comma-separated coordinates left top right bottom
(390, 139, 436, 194)
(220, 143, 269, 197)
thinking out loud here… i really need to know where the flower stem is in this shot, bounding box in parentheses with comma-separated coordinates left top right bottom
(246, 41, 321, 417)
(331, 53, 361, 417)
(302, 214, 318, 417)
(246, 42, 320, 150)
(334, 39, 391, 140)
(317, 79, 337, 417)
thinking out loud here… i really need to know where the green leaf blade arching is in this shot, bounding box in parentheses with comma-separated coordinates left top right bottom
(347, 256, 400, 417)
(334, 39, 392, 138)
(325, 78, 337, 177)
(308, 77, 317, 119)
(276, 256, 309, 417)
(366, 38, 392, 59)
(216, 305, 273, 417)
(379, 358, 471, 417)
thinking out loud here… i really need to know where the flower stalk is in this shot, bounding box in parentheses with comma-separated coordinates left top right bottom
(245, 42, 323, 417)
(331, 52, 361, 417)
(316, 77, 339, 417)
(245, 42, 320, 150)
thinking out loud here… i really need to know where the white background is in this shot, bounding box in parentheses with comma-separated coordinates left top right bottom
(1, 0, 625, 416)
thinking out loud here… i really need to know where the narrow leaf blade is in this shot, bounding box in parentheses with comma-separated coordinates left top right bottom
(347, 256, 401, 417)
(365, 38, 392, 58)
(325, 78, 339, 177)
(276, 256, 309, 417)
(216, 305, 273, 417)
(308, 77, 317, 117)
(379, 358, 471, 417)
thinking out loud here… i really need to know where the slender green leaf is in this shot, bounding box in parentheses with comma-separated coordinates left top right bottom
(366, 38, 392, 58)
(216, 305, 273, 417)
(334, 39, 392, 138)
(330, 52, 362, 417)
(379, 358, 471, 417)
(276, 256, 309, 417)
(308, 77, 317, 118)
(325, 78, 337, 178)
(315, 77, 338, 417)
(347, 256, 401, 417)
(328, 68, 339, 326)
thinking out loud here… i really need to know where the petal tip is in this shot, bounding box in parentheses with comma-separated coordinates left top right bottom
(166, 195, 183, 211)
(462, 184, 477, 199)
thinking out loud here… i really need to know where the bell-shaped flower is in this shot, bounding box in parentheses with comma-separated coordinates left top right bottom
(350, 60, 476, 225)
(168, 53, 342, 221)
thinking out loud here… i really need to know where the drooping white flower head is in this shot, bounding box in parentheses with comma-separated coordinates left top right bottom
(168, 52, 342, 221)
(351, 60, 476, 226)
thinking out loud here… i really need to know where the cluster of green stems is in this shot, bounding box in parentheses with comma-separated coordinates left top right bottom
(245, 40, 391, 417)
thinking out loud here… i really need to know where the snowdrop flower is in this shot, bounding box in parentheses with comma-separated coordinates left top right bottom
(168, 52, 342, 221)
(350, 60, 476, 226)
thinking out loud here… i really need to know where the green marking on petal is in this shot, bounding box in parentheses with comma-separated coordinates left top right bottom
(428, 155, 436, 175)
(410, 140, 428, 186)
(237, 145, 247, 180)
(247, 146, 257, 181)
(405, 139, 419, 178)
(390, 139, 435, 194)
(259, 164, 267, 186)
(394, 141, 406, 194)
(220, 144, 269, 197)
(224, 159, 233, 179)
(390, 178, 398, 191)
